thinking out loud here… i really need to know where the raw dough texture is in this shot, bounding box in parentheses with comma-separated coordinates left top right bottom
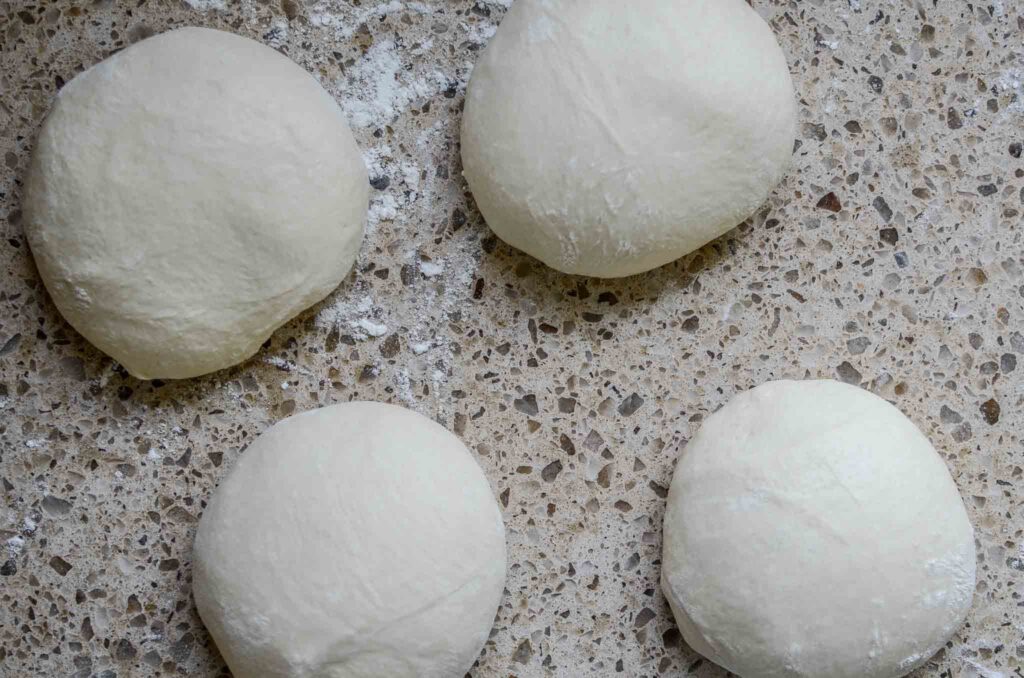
(193, 402, 507, 678)
(461, 0, 797, 278)
(24, 27, 368, 379)
(661, 380, 975, 678)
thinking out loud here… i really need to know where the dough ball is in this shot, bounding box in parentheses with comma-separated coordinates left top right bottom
(193, 402, 507, 678)
(661, 380, 975, 678)
(24, 27, 368, 379)
(461, 0, 797, 278)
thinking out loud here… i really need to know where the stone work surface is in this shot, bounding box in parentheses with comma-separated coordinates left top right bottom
(1, 1, 1022, 676)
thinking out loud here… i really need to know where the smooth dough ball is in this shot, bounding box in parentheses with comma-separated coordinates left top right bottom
(661, 380, 975, 678)
(193, 402, 507, 678)
(461, 0, 797, 278)
(24, 27, 368, 379)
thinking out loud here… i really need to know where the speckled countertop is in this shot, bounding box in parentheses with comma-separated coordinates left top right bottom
(1, 1, 1022, 676)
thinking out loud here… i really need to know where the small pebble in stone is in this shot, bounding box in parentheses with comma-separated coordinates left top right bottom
(817, 192, 842, 212)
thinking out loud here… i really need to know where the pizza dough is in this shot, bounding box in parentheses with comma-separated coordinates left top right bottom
(461, 0, 797, 278)
(661, 380, 976, 678)
(193, 402, 507, 678)
(23, 27, 368, 379)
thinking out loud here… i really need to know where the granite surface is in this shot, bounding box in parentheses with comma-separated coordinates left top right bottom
(1, 0, 1023, 676)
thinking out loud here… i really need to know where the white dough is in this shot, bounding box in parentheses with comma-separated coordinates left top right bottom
(461, 0, 797, 278)
(193, 402, 507, 678)
(24, 27, 368, 379)
(661, 380, 976, 678)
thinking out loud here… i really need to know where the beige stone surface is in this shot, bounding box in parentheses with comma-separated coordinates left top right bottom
(1, 1, 1022, 676)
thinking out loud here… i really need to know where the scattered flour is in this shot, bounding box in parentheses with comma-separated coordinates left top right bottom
(410, 341, 432, 355)
(353, 318, 389, 337)
(5, 535, 24, 557)
(419, 260, 444, 277)
(995, 69, 1022, 114)
(182, 0, 226, 10)
(263, 18, 289, 48)
(310, 1, 430, 40)
(341, 39, 449, 128)
(961, 659, 1007, 678)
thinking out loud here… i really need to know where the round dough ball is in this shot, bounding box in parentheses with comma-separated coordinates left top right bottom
(661, 380, 975, 678)
(193, 402, 507, 678)
(24, 27, 368, 379)
(461, 0, 797, 278)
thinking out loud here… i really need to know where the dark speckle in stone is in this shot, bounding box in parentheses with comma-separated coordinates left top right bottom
(894, 252, 909, 267)
(512, 639, 532, 664)
(618, 393, 644, 417)
(41, 495, 73, 516)
(836, 361, 862, 384)
(978, 184, 998, 197)
(281, 0, 299, 20)
(980, 398, 1000, 425)
(513, 394, 538, 416)
(872, 196, 893, 223)
(634, 608, 656, 628)
(847, 336, 871, 355)
(1000, 354, 1016, 372)
(49, 556, 72, 576)
(868, 75, 883, 93)
(541, 460, 562, 482)
(816, 192, 842, 212)
(379, 334, 400, 358)
(1010, 142, 1022, 159)
(940, 405, 963, 424)
(844, 120, 862, 134)
(1, 559, 16, 576)
(947, 107, 963, 129)
(369, 175, 390, 190)
(879, 228, 898, 245)
(662, 627, 682, 648)
(114, 638, 137, 660)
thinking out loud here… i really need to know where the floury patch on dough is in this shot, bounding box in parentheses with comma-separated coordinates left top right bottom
(192, 402, 507, 678)
(661, 380, 976, 678)
(23, 27, 369, 379)
(461, 0, 797, 278)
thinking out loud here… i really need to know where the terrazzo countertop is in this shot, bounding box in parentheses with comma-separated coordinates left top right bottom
(1, 1, 1023, 676)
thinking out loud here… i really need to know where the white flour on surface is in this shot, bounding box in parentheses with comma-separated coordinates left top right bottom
(341, 39, 448, 128)
(309, 1, 430, 41)
(995, 69, 1022, 115)
(182, 0, 226, 10)
(961, 659, 1007, 678)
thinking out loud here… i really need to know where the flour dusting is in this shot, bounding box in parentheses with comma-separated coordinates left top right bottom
(182, 0, 226, 10)
(341, 39, 448, 128)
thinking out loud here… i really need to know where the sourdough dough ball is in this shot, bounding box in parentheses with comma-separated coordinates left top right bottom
(461, 0, 797, 278)
(24, 27, 368, 379)
(661, 380, 976, 678)
(193, 402, 507, 678)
